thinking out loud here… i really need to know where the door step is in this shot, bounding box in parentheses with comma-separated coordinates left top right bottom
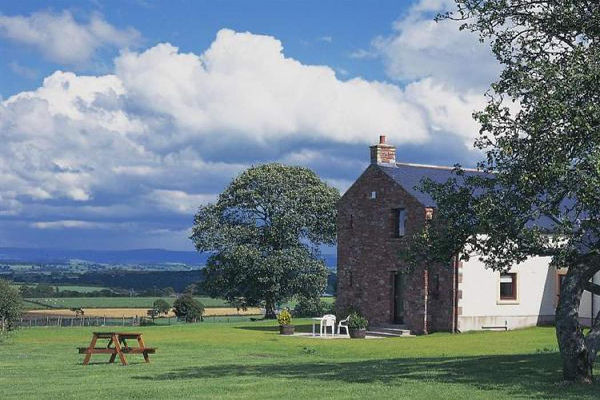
(367, 326, 414, 337)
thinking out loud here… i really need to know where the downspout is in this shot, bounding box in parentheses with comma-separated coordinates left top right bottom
(452, 255, 459, 333)
(423, 267, 429, 334)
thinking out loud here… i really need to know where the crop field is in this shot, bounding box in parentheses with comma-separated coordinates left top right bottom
(12, 283, 111, 292)
(22, 297, 230, 309)
(0, 323, 598, 399)
(25, 307, 262, 318)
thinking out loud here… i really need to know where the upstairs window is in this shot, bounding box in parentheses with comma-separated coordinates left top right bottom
(500, 273, 517, 300)
(394, 208, 407, 237)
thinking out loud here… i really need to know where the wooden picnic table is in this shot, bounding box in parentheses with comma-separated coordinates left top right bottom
(78, 332, 156, 366)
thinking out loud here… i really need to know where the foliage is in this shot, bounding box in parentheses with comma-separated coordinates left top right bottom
(0, 279, 23, 331)
(405, 0, 600, 382)
(173, 294, 205, 322)
(292, 296, 335, 318)
(277, 309, 292, 326)
(191, 163, 339, 318)
(347, 312, 368, 330)
(153, 299, 171, 315)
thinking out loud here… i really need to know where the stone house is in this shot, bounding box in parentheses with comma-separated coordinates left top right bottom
(336, 136, 600, 334)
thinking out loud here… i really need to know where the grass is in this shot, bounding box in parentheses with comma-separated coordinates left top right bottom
(23, 296, 334, 310)
(23, 297, 230, 309)
(0, 322, 598, 399)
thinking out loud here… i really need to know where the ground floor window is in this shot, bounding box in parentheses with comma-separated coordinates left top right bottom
(500, 273, 517, 300)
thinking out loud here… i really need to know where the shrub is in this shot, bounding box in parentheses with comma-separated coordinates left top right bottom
(347, 312, 368, 330)
(173, 294, 205, 322)
(0, 279, 23, 331)
(153, 299, 171, 315)
(292, 296, 335, 317)
(277, 309, 292, 326)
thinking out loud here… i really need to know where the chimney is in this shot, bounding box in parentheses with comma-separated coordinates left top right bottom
(370, 135, 396, 164)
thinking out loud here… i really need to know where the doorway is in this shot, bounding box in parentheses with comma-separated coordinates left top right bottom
(393, 272, 404, 324)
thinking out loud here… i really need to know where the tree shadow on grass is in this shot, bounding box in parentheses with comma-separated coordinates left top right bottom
(133, 353, 599, 399)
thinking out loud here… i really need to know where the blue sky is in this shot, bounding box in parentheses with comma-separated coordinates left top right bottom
(0, 0, 499, 251)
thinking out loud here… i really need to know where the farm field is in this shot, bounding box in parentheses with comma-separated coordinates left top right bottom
(0, 323, 598, 399)
(14, 283, 111, 292)
(23, 296, 230, 309)
(23, 296, 335, 310)
(25, 307, 262, 318)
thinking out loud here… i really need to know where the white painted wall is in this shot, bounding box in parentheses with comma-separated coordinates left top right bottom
(457, 255, 600, 332)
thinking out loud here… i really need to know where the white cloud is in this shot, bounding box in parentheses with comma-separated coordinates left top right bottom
(147, 190, 217, 214)
(0, 27, 489, 239)
(31, 220, 131, 229)
(373, 0, 500, 90)
(0, 11, 140, 65)
(115, 30, 429, 146)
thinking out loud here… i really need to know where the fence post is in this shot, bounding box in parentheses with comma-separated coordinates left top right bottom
(122, 315, 125, 326)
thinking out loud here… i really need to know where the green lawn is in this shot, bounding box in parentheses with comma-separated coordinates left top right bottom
(23, 297, 230, 309)
(0, 322, 598, 399)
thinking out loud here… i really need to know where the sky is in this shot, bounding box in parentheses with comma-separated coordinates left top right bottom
(0, 0, 500, 251)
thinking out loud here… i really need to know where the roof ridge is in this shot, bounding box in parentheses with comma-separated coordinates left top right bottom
(394, 162, 480, 173)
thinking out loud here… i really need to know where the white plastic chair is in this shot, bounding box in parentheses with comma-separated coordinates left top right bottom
(320, 314, 336, 337)
(337, 316, 350, 337)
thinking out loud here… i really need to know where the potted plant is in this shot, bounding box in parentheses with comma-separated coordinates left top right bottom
(277, 309, 294, 335)
(347, 312, 368, 338)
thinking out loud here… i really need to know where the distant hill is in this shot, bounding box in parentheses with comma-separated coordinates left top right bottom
(0, 247, 336, 269)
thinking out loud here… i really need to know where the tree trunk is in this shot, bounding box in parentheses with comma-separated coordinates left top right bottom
(264, 298, 276, 319)
(556, 266, 593, 383)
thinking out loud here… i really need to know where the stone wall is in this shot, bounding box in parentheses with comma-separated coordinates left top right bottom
(337, 165, 454, 334)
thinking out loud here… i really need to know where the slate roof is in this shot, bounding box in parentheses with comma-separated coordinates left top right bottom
(377, 162, 485, 208)
(377, 162, 562, 231)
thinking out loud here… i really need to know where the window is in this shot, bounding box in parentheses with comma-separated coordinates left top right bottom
(394, 208, 407, 237)
(500, 273, 517, 300)
(370, 191, 377, 199)
(349, 214, 354, 229)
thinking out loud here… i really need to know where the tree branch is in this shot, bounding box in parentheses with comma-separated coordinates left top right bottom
(584, 281, 600, 296)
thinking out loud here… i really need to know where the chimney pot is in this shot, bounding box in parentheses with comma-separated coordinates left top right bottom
(370, 135, 396, 165)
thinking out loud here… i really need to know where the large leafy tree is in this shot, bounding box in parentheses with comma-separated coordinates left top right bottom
(406, 1, 600, 382)
(190, 163, 339, 318)
(0, 279, 23, 332)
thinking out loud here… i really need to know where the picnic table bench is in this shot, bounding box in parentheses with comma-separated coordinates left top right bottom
(78, 332, 156, 366)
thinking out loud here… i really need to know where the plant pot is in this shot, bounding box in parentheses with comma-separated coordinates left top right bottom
(279, 325, 295, 335)
(348, 328, 366, 339)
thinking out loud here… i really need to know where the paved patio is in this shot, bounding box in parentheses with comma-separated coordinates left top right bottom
(284, 332, 384, 339)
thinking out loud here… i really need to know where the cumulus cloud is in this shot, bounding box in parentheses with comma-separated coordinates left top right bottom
(373, 0, 500, 90)
(0, 26, 489, 248)
(147, 190, 217, 214)
(31, 220, 131, 230)
(0, 11, 140, 65)
(115, 30, 429, 146)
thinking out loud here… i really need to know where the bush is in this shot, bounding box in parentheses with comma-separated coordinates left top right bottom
(173, 294, 205, 322)
(292, 296, 335, 317)
(277, 309, 292, 326)
(347, 312, 368, 330)
(153, 299, 171, 315)
(0, 279, 23, 331)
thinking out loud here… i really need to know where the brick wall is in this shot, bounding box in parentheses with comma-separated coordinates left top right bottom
(336, 164, 456, 334)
